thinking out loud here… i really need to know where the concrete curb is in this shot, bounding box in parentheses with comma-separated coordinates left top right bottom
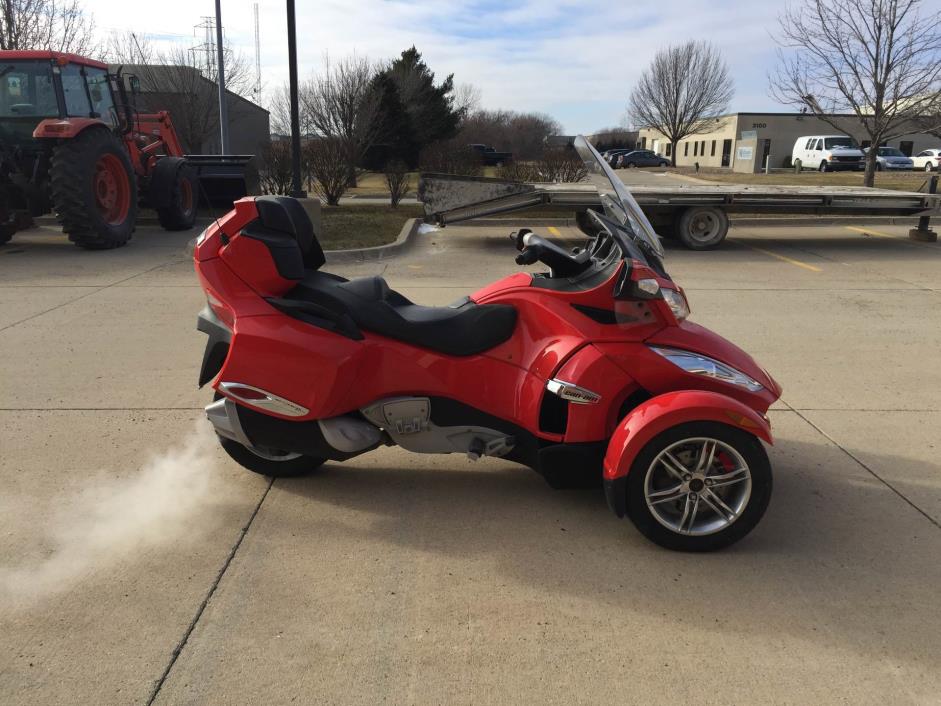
(324, 217, 422, 263)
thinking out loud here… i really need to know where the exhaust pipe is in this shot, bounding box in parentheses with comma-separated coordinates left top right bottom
(205, 397, 252, 447)
(206, 396, 381, 456)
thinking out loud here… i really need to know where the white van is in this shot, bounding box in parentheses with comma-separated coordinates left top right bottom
(792, 135, 865, 172)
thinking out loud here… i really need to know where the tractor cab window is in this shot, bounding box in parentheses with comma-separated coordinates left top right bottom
(0, 61, 57, 117)
(84, 68, 116, 126)
(61, 63, 92, 117)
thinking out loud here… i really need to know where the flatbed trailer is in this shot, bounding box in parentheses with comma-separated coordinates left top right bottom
(418, 174, 941, 249)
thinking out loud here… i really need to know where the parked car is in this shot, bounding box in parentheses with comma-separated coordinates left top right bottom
(615, 150, 670, 169)
(602, 148, 633, 166)
(865, 146, 914, 171)
(912, 148, 941, 172)
(467, 144, 512, 166)
(792, 135, 865, 172)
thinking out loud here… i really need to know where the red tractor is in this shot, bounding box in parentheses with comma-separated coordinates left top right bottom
(0, 50, 198, 248)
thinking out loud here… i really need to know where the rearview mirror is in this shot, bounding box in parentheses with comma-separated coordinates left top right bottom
(128, 75, 140, 94)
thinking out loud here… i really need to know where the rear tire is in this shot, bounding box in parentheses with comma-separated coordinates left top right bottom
(218, 435, 326, 478)
(50, 127, 137, 249)
(625, 422, 772, 552)
(925, 163, 933, 172)
(675, 206, 729, 250)
(155, 162, 198, 231)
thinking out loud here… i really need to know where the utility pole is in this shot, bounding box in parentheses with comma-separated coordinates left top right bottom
(286, 0, 305, 197)
(214, 0, 230, 153)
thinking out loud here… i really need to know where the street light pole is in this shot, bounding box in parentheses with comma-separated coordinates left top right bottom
(214, 0, 230, 153)
(286, 0, 306, 197)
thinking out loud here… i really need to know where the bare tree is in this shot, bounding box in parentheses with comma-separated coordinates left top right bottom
(384, 160, 411, 207)
(106, 33, 254, 154)
(305, 137, 350, 205)
(453, 82, 482, 115)
(771, 0, 941, 186)
(0, 0, 97, 54)
(418, 139, 483, 176)
(497, 146, 587, 183)
(628, 41, 734, 167)
(459, 109, 562, 160)
(300, 55, 382, 187)
(258, 140, 293, 195)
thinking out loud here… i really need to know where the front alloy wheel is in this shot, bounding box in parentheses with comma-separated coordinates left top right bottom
(625, 422, 772, 551)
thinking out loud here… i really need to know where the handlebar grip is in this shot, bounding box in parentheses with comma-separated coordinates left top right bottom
(515, 247, 539, 266)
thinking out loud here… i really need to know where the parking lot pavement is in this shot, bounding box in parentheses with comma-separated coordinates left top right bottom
(1, 218, 940, 704)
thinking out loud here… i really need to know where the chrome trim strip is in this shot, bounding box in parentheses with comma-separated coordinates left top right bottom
(218, 381, 309, 417)
(546, 379, 601, 405)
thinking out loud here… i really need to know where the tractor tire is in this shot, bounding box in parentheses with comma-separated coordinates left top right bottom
(50, 127, 137, 250)
(151, 158, 198, 231)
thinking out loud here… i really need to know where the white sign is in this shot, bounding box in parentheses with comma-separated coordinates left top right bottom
(737, 146, 754, 161)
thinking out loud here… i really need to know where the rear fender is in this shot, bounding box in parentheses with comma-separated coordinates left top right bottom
(32, 118, 107, 139)
(603, 390, 772, 484)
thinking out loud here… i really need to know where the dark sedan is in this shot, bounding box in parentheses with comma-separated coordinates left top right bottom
(615, 150, 670, 168)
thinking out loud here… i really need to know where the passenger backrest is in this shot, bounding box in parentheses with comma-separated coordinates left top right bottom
(255, 196, 326, 271)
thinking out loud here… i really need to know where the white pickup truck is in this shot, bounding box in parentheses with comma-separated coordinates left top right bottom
(792, 135, 865, 172)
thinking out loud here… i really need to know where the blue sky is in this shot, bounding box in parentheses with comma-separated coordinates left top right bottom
(96, 0, 790, 133)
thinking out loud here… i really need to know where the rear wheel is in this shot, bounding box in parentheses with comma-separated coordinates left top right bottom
(0, 223, 15, 245)
(675, 205, 729, 250)
(218, 435, 326, 478)
(925, 163, 934, 172)
(625, 422, 772, 551)
(50, 128, 137, 249)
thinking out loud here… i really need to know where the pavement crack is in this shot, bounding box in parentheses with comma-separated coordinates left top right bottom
(0, 259, 185, 333)
(145, 477, 275, 706)
(782, 400, 941, 531)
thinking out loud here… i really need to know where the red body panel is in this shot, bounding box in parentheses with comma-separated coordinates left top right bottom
(0, 50, 106, 69)
(603, 390, 773, 481)
(32, 118, 106, 139)
(194, 200, 782, 453)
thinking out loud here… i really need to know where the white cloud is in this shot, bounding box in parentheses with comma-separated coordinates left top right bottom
(92, 0, 789, 132)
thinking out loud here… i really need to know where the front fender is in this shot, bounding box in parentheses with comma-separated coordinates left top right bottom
(602, 390, 772, 517)
(604, 389, 772, 477)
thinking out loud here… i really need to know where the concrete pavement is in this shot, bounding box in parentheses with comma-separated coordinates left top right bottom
(1, 216, 940, 704)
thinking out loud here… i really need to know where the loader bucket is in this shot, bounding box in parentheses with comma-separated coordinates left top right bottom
(186, 155, 259, 207)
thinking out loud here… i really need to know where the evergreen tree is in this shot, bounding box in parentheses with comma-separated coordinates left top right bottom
(375, 47, 463, 165)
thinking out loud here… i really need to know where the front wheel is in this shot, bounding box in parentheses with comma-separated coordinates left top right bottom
(925, 163, 934, 172)
(218, 435, 326, 478)
(818, 161, 829, 172)
(625, 422, 772, 551)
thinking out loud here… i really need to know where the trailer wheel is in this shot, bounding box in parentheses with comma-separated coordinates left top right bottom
(151, 158, 198, 231)
(50, 127, 137, 249)
(675, 206, 729, 250)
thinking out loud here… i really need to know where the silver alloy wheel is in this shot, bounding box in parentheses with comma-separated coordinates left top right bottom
(644, 437, 752, 536)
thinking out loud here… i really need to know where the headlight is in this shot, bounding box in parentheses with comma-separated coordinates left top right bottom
(650, 346, 764, 392)
(661, 288, 689, 322)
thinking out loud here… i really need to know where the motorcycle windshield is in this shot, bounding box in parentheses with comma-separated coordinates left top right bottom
(572, 135, 665, 258)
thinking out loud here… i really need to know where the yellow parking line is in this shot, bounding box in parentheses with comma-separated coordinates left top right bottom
(547, 226, 561, 236)
(741, 243, 822, 272)
(845, 225, 896, 239)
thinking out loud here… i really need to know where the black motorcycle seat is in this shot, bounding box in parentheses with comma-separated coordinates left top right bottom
(286, 272, 517, 356)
